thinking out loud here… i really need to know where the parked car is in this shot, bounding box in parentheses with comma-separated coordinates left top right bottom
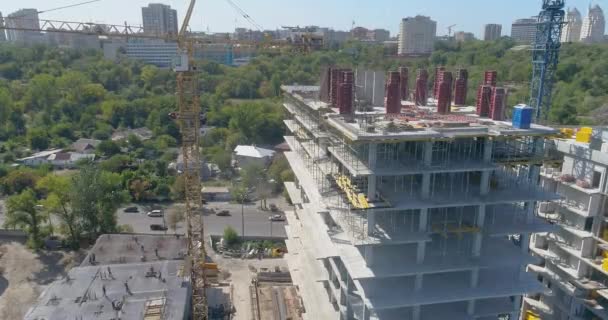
(269, 203, 278, 212)
(124, 206, 139, 213)
(147, 210, 163, 217)
(216, 210, 230, 216)
(269, 214, 286, 222)
(150, 224, 168, 231)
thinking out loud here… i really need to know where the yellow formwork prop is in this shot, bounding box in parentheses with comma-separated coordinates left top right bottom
(526, 311, 540, 320)
(603, 258, 608, 272)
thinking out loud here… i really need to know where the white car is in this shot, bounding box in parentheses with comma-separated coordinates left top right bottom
(147, 210, 163, 217)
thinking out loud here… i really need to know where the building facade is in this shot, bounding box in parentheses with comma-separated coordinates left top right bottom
(142, 3, 178, 36)
(0, 12, 6, 42)
(511, 18, 538, 44)
(5, 8, 44, 44)
(580, 5, 606, 43)
(525, 129, 608, 320)
(561, 8, 583, 43)
(454, 31, 475, 42)
(398, 16, 437, 56)
(483, 24, 502, 41)
(281, 83, 557, 320)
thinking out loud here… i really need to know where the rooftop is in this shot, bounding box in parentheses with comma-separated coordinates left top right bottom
(234, 145, 276, 158)
(24, 260, 190, 320)
(81, 234, 188, 267)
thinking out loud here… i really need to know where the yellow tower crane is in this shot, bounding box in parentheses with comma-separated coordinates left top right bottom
(2, 1, 209, 318)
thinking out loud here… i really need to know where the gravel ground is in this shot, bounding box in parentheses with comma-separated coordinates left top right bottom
(0, 238, 85, 320)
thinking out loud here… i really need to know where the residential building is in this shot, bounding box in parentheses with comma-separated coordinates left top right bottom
(141, 3, 178, 36)
(561, 8, 583, 43)
(5, 8, 45, 44)
(233, 145, 275, 168)
(46, 31, 100, 50)
(511, 18, 538, 44)
(370, 29, 390, 42)
(71, 138, 101, 154)
(483, 24, 502, 41)
(454, 31, 475, 42)
(351, 27, 370, 41)
(47, 152, 95, 169)
(103, 39, 178, 68)
(281, 80, 557, 320)
(398, 16, 437, 56)
(17, 149, 63, 166)
(525, 128, 608, 320)
(323, 29, 350, 48)
(580, 5, 606, 43)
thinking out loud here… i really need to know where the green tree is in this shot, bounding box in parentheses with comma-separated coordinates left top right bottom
(37, 175, 80, 248)
(5, 189, 46, 249)
(167, 209, 185, 234)
(27, 128, 50, 150)
(97, 140, 121, 157)
(223, 226, 239, 246)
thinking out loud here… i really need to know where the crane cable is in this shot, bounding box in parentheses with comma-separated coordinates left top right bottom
(4, 0, 102, 20)
(223, 0, 263, 31)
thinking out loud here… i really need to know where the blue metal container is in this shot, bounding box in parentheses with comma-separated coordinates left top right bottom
(512, 104, 533, 129)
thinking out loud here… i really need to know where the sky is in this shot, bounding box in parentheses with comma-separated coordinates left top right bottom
(3, 0, 608, 38)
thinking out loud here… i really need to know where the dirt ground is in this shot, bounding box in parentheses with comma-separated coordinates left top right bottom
(208, 243, 288, 320)
(0, 238, 85, 320)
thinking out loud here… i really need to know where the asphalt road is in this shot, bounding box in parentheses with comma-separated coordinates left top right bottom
(117, 200, 288, 238)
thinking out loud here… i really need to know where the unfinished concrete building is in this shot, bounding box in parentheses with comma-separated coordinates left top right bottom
(525, 128, 608, 319)
(280, 78, 558, 320)
(24, 260, 191, 320)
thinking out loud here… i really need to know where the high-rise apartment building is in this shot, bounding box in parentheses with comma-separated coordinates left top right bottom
(580, 5, 606, 43)
(561, 8, 583, 43)
(454, 31, 475, 42)
(525, 128, 608, 319)
(142, 3, 178, 36)
(483, 24, 502, 41)
(398, 16, 437, 56)
(281, 75, 557, 319)
(5, 8, 44, 44)
(511, 18, 538, 44)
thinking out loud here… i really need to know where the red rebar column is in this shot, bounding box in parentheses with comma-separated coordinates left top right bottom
(436, 71, 453, 114)
(320, 66, 332, 103)
(476, 85, 492, 117)
(433, 66, 446, 99)
(385, 71, 402, 114)
(330, 68, 344, 107)
(337, 70, 354, 115)
(453, 69, 468, 106)
(490, 87, 506, 121)
(399, 67, 409, 101)
(484, 70, 497, 87)
(415, 69, 429, 106)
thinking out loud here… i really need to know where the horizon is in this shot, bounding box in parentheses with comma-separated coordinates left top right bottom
(2, 0, 608, 39)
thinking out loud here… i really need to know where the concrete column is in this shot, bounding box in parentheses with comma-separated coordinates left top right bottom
(416, 242, 426, 264)
(421, 173, 431, 199)
(467, 300, 476, 315)
(413, 305, 421, 320)
(480, 171, 491, 195)
(367, 211, 376, 236)
(419, 209, 428, 231)
(483, 138, 493, 161)
(525, 200, 535, 223)
(365, 246, 374, 267)
(362, 304, 371, 320)
(367, 144, 378, 201)
(423, 141, 433, 165)
(470, 268, 479, 287)
(519, 234, 530, 280)
(472, 206, 486, 257)
(415, 274, 423, 291)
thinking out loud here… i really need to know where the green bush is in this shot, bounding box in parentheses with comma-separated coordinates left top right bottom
(223, 226, 239, 246)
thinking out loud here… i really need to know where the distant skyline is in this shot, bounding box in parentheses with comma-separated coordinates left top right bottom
(2, 0, 608, 38)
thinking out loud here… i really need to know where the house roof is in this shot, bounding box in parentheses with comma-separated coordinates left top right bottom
(49, 153, 72, 161)
(18, 149, 63, 161)
(71, 138, 101, 152)
(274, 141, 291, 152)
(234, 145, 276, 159)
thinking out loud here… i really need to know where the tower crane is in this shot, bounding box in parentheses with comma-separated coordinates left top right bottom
(447, 24, 456, 37)
(2, 1, 209, 318)
(530, 0, 566, 122)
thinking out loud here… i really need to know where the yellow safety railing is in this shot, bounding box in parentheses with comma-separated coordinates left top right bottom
(334, 174, 370, 209)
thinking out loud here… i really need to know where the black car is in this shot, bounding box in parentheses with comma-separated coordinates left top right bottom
(150, 224, 168, 231)
(124, 206, 139, 213)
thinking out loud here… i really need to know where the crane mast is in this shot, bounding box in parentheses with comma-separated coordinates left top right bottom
(529, 0, 566, 122)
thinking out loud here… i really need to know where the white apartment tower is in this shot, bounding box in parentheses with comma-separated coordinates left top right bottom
(5, 8, 43, 44)
(561, 8, 583, 43)
(580, 5, 606, 43)
(398, 16, 437, 56)
(525, 129, 608, 319)
(142, 3, 178, 36)
(483, 24, 502, 41)
(281, 82, 557, 320)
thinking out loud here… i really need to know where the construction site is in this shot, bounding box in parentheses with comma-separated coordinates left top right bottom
(281, 64, 560, 320)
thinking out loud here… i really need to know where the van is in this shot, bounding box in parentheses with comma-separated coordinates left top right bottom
(147, 210, 163, 217)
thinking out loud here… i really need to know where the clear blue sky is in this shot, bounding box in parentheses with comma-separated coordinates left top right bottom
(3, 0, 608, 37)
